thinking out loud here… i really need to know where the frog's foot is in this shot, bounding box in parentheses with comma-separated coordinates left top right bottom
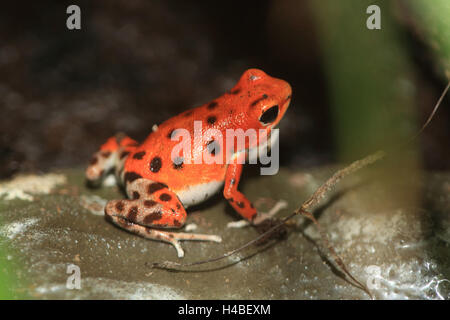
(158, 230, 222, 258)
(227, 199, 288, 228)
(108, 217, 221, 257)
(223, 157, 288, 227)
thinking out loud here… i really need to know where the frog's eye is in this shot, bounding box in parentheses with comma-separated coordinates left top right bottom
(259, 105, 279, 125)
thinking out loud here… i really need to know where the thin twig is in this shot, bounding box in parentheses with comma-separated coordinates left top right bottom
(298, 209, 373, 299)
(300, 150, 386, 211)
(410, 81, 450, 142)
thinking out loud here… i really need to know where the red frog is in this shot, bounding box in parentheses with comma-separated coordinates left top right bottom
(86, 69, 292, 257)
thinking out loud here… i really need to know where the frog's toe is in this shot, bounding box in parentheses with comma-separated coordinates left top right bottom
(207, 235, 222, 243)
(166, 232, 221, 257)
(227, 220, 250, 228)
(171, 232, 222, 243)
(157, 236, 185, 258)
(170, 239, 185, 258)
(252, 199, 288, 225)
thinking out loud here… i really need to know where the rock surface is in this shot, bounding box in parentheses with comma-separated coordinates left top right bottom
(0, 166, 449, 299)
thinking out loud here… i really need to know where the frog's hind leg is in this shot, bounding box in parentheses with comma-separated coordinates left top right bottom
(86, 133, 138, 183)
(104, 178, 222, 257)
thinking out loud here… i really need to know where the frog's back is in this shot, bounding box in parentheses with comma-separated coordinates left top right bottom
(123, 103, 231, 194)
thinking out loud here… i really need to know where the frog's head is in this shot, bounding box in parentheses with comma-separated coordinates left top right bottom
(236, 68, 292, 131)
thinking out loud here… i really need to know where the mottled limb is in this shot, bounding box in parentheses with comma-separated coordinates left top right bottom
(106, 215, 221, 257)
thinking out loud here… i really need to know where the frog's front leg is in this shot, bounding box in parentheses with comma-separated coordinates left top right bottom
(223, 157, 285, 227)
(105, 178, 221, 257)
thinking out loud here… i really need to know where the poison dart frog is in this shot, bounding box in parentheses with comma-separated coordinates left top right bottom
(86, 69, 292, 257)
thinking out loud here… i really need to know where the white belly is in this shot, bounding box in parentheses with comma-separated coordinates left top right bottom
(176, 180, 224, 208)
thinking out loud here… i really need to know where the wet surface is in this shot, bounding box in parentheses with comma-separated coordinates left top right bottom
(0, 166, 448, 299)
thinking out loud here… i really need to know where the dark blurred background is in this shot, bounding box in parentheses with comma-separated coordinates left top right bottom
(0, 0, 448, 179)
